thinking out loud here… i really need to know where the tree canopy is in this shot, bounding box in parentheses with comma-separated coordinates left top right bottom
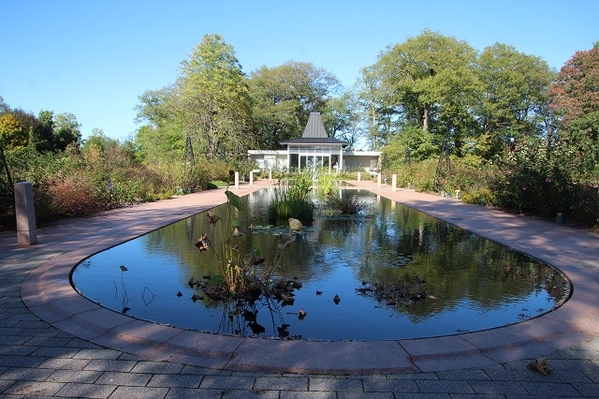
(0, 106, 80, 153)
(135, 34, 255, 161)
(549, 45, 599, 178)
(248, 61, 341, 149)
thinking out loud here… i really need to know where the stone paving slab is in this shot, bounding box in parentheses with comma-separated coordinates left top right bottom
(2, 180, 599, 397)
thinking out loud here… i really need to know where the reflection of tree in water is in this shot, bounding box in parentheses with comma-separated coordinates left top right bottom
(130, 188, 570, 337)
(354, 201, 570, 321)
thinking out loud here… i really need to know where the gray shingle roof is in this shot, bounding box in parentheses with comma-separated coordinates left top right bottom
(280, 112, 349, 146)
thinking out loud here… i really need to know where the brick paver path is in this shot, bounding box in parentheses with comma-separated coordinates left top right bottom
(2, 182, 599, 398)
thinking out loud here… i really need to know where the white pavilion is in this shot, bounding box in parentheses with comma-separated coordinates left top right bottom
(247, 112, 380, 174)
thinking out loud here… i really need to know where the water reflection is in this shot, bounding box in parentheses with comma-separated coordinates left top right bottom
(72, 189, 570, 341)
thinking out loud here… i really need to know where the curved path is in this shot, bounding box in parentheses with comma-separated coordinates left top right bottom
(1, 180, 599, 397)
(19, 181, 599, 375)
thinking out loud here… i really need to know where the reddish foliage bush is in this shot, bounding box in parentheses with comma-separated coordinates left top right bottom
(48, 177, 101, 218)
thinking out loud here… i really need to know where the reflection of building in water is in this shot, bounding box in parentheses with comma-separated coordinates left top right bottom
(248, 112, 380, 174)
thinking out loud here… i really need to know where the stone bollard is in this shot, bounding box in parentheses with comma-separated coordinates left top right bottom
(377, 173, 381, 188)
(392, 174, 397, 191)
(357, 172, 361, 181)
(235, 172, 240, 189)
(14, 182, 37, 246)
(249, 171, 254, 185)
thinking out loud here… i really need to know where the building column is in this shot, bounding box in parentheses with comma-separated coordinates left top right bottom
(339, 147, 344, 171)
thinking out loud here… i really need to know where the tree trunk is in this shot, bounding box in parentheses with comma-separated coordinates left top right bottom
(422, 105, 430, 132)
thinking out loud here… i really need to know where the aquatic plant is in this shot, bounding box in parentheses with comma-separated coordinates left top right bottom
(325, 192, 368, 215)
(267, 171, 314, 224)
(315, 170, 338, 196)
(195, 189, 298, 300)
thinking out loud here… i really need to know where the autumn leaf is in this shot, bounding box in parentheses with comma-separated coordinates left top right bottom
(194, 234, 209, 253)
(298, 308, 307, 320)
(249, 254, 266, 266)
(529, 357, 551, 375)
(207, 211, 221, 225)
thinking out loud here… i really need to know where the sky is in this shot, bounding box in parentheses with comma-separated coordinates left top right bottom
(1, 0, 597, 141)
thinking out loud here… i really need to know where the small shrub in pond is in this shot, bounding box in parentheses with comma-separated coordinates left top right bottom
(325, 193, 367, 215)
(316, 171, 338, 196)
(268, 172, 314, 225)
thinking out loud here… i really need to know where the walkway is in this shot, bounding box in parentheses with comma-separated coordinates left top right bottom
(1, 181, 599, 397)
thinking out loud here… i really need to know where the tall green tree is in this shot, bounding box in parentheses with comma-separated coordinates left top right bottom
(135, 86, 184, 162)
(476, 43, 554, 159)
(355, 64, 400, 150)
(248, 61, 341, 149)
(135, 34, 254, 161)
(549, 44, 599, 178)
(374, 29, 481, 156)
(177, 34, 254, 158)
(321, 92, 364, 150)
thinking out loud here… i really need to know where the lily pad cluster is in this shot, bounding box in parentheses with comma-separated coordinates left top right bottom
(356, 277, 435, 307)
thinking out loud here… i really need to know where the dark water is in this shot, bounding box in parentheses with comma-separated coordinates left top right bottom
(71, 189, 570, 341)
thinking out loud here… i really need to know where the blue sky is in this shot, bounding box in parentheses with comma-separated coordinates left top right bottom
(1, 0, 597, 141)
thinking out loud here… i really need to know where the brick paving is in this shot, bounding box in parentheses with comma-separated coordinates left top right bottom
(1, 181, 599, 397)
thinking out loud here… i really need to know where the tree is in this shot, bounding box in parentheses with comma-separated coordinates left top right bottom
(53, 112, 82, 150)
(134, 35, 255, 161)
(248, 61, 341, 149)
(0, 96, 9, 114)
(355, 64, 400, 150)
(36, 110, 56, 152)
(135, 86, 185, 162)
(322, 92, 364, 150)
(549, 45, 599, 178)
(373, 30, 481, 157)
(177, 34, 254, 158)
(0, 113, 26, 150)
(476, 43, 554, 159)
(9, 109, 43, 151)
(82, 128, 119, 154)
(134, 86, 176, 130)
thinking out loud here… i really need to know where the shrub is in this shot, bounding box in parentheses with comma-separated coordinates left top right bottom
(569, 184, 599, 228)
(325, 193, 367, 215)
(461, 188, 496, 206)
(390, 158, 438, 192)
(268, 174, 314, 225)
(200, 157, 234, 183)
(48, 177, 101, 218)
(316, 171, 338, 196)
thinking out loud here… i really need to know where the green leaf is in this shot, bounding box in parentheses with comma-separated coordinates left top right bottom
(225, 190, 244, 211)
(231, 218, 244, 227)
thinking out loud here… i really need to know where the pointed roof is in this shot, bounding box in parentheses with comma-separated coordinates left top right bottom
(302, 112, 328, 138)
(280, 112, 349, 147)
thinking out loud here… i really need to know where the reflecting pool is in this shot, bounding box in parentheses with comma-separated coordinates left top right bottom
(71, 189, 570, 341)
